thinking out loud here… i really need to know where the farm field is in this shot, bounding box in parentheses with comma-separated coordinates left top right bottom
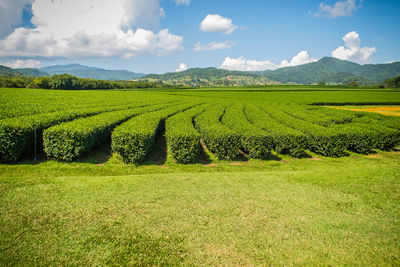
(0, 86, 400, 265)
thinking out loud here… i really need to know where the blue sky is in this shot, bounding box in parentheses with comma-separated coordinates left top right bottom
(0, 0, 399, 73)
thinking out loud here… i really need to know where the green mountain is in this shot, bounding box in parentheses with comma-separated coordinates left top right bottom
(0, 65, 19, 76)
(40, 64, 145, 80)
(262, 57, 400, 84)
(0, 65, 48, 77)
(143, 67, 277, 87)
(16, 68, 48, 77)
(143, 58, 400, 86)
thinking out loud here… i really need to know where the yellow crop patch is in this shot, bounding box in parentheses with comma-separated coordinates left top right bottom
(330, 106, 400, 117)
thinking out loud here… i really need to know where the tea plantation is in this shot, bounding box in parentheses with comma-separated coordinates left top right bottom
(0, 86, 399, 265)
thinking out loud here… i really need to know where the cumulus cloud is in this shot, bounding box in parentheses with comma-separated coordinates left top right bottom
(199, 14, 238, 35)
(175, 62, 188, 72)
(0, 0, 183, 59)
(220, 57, 276, 71)
(194, 41, 236, 51)
(331, 31, 376, 63)
(0, 59, 41, 68)
(313, 0, 362, 18)
(220, 51, 317, 71)
(174, 0, 190, 5)
(0, 0, 33, 38)
(278, 50, 317, 68)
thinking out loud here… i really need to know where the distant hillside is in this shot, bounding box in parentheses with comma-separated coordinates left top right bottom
(143, 58, 400, 86)
(16, 68, 48, 77)
(0, 65, 48, 77)
(41, 64, 145, 80)
(3, 57, 400, 85)
(0, 65, 19, 76)
(143, 67, 278, 87)
(262, 57, 400, 84)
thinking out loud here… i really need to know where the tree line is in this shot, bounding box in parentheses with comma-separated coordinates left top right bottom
(0, 74, 185, 90)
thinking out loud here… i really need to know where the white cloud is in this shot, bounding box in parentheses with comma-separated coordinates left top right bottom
(0, 0, 183, 59)
(331, 31, 376, 63)
(220, 57, 276, 71)
(174, 0, 190, 5)
(220, 50, 317, 71)
(313, 0, 362, 18)
(0, 0, 33, 38)
(194, 41, 236, 51)
(286, 50, 317, 66)
(0, 59, 41, 68)
(199, 14, 238, 35)
(175, 62, 188, 72)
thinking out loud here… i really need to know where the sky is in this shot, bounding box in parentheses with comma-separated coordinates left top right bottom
(0, 0, 399, 73)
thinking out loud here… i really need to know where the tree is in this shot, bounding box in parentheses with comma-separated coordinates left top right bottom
(345, 80, 359, 87)
(384, 75, 400, 88)
(27, 77, 51, 89)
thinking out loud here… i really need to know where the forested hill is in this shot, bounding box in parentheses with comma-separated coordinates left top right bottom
(262, 57, 400, 84)
(0, 65, 48, 77)
(145, 67, 257, 80)
(143, 58, 400, 86)
(143, 68, 277, 87)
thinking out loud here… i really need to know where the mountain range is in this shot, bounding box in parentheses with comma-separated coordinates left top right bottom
(261, 57, 400, 84)
(143, 57, 400, 86)
(0, 65, 48, 77)
(1, 57, 400, 85)
(40, 64, 145, 80)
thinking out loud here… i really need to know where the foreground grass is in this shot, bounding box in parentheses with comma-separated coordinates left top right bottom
(0, 151, 399, 265)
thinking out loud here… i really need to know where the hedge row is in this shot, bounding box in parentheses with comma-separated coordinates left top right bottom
(194, 104, 241, 160)
(285, 105, 357, 126)
(221, 104, 273, 159)
(112, 103, 198, 164)
(0, 106, 111, 162)
(323, 107, 400, 131)
(259, 105, 348, 157)
(165, 104, 208, 163)
(43, 103, 175, 161)
(244, 104, 307, 157)
(282, 105, 400, 153)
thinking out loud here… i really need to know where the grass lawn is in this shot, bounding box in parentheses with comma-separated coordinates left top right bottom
(1, 150, 399, 265)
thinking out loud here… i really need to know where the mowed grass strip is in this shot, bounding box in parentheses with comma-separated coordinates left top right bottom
(0, 156, 399, 265)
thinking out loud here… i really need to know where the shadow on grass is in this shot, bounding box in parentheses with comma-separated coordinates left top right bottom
(13, 152, 47, 165)
(79, 143, 113, 165)
(142, 123, 168, 166)
(197, 144, 212, 165)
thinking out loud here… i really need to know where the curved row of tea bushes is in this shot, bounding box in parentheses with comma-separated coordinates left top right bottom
(284, 105, 356, 126)
(282, 105, 400, 153)
(194, 104, 241, 160)
(221, 104, 273, 159)
(259, 105, 348, 157)
(278, 105, 375, 154)
(165, 104, 208, 163)
(315, 106, 400, 131)
(112, 103, 198, 164)
(244, 104, 307, 157)
(43, 103, 176, 162)
(0, 104, 131, 163)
